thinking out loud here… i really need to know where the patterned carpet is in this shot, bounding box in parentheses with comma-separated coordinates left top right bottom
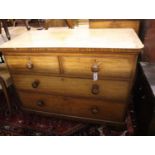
(0, 111, 135, 136)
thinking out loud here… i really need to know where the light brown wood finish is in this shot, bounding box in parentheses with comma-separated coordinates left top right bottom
(12, 74, 130, 102)
(44, 20, 75, 29)
(5, 53, 136, 80)
(18, 91, 126, 122)
(62, 55, 135, 79)
(44, 20, 67, 29)
(89, 20, 140, 33)
(5, 55, 60, 74)
(0, 28, 143, 126)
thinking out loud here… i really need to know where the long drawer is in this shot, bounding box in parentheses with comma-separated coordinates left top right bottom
(5, 55, 60, 74)
(18, 91, 126, 122)
(12, 74, 130, 101)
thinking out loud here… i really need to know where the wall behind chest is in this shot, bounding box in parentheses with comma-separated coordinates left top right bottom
(139, 19, 155, 62)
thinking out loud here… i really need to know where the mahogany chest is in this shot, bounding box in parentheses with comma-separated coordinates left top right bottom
(0, 28, 143, 127)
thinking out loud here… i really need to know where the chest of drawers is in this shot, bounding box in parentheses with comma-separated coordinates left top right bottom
(0, 28, 143, 127)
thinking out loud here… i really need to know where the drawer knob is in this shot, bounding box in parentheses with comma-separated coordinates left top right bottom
(32, 80, 40, 88)
(91, 107, 99, 114)
(26, 62, 33, 69)
(91, 84, 99, 95)
(91, 64, 99, 72)
(36, 100, 44, 107)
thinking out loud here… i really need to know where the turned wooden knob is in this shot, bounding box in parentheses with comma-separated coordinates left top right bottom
(91, 64, 99, 72)
(36, 100, 44, 107)
(91, 84, 99, 95)
(26, 62, 33, 69)
(32, 80, 40, 88)
(91, 107, 99, 114)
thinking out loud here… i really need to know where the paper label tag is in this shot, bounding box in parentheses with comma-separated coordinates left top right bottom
(93, 72, 98, 81)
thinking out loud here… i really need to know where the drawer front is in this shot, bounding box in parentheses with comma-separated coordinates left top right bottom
(5, 55, 59, 74)
(62, 55, 135, 79)
(13, 74, 130, 101)
(18, 91, 126, 122)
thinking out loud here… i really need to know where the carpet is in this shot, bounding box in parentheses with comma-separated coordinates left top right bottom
(0, 111, 135, 136)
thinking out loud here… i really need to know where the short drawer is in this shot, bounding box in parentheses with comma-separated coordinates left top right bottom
(5, 55, 59, 74)
(62, 55, 135, 79)
(12, 74, 130, 101)
(18, 91, 126, 122)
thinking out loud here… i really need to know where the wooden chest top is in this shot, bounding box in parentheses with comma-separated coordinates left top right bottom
(0, 28, 143, 50)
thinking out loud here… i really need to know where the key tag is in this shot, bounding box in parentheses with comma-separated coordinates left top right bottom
(93, 72, 98, 81)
